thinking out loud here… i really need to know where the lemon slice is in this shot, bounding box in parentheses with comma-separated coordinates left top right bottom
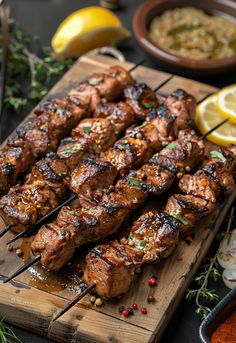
(196, 94, 236, 147)
(217, 84, 236, 123)
(52, 6, 130, 58)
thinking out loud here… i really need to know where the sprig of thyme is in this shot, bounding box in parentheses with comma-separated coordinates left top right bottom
(185, 206, 235, 319)
(0, 318, 22, 343)
(1, 21, 74, 112)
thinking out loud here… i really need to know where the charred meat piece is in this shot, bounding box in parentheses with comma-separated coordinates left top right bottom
(0, 144, 33, 196)
(179, 174, 216, 204)
(124, 82, 159, 120)
(68, 82, 101, 113)
(94, 102, 135, 136)
(88, 66, 134, 101)
(126, 122, 161, 152)
(165, 88, 196, 121)
(34, 97, 86, 139)
(84, 241, 142, 299)
(14, 114, 58, 158)
(103, 137, 150, 176)
(31, 223, 76, 271)
(165, 194, 215, 233)
(133, 163, 175, 196)
(71, 118, 117, 155)
(151, 132, 204, 176)
(196, 151, 235, 196)
(57, 137, 88, 170)
(25, 152, 69, 199)
(70, 156, 117, 197)
(127, 211, 179, 263)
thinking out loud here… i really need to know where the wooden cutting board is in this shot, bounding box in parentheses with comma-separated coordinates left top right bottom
(0, 54, 235, 343)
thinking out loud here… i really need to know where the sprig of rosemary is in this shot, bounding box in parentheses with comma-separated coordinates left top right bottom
(185, 206, 235, 319)
(0, 318, 22, 343)
(1, 21, 74, 112)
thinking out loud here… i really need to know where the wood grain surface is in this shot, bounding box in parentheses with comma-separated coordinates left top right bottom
(0, 54, 233, 343)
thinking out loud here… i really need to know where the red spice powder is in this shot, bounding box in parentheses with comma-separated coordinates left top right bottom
(211, 310, 236, 343)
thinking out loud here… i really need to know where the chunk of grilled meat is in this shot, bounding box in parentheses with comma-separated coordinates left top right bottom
(165, 194, 215, 233)
(69, 65, 134, 106)
(83, 211, 179, 298)
(0, 153, 69, 230)
(164, 88, 196, 120)
(124, 82, 159, 120)
(69, 157, 117, 197)
(34, 97, 86, 139)
(84, 241, 143, 299)
(94, 102, 135, 136)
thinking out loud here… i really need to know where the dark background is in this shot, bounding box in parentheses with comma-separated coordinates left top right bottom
(2, 1, 236, 342)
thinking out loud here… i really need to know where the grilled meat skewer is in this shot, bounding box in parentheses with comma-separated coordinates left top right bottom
(0, 88, 193, 235)
(31, 129, 204, 271)
(0, 101, 136, 232)
(0, 66, 135, 196)
(84, 146, 236, 299)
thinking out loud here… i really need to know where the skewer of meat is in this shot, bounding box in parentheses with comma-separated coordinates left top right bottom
(53, 143, 236, 321)
(0, 64, 138, 196)
(30, 129, 204, 271)
(82, 145, 236, 300)
(1, 87, 195, 243)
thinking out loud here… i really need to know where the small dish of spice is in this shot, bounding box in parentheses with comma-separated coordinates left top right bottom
(200, 287, 236, 343)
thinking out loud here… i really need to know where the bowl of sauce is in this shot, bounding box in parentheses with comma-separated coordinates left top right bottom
(133, 0, 236, 75)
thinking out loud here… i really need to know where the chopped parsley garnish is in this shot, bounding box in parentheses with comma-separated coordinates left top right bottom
(69, 211, 75, 215)
(166, 142, 176, 150)
(171, 211, 189, 225)
(144, 102, 155, 109)
(128, 177, 141, 187)
(210, 150, 226, 163)
(83, 126, 91, 134)
(61, 144, 81, 155)
(89, 78, 101, 86)
(139, 240, 146, 247)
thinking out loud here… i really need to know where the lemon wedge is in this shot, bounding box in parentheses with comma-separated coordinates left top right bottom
(52, 6, 130, 58)
(217, 84, 236, 123)
(196, 94, 236, 147)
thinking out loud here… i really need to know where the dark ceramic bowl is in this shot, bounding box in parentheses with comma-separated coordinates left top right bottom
(199, 287, 236, 343)
(133, 0, 236, 76)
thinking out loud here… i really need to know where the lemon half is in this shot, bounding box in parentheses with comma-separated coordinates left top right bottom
(196, 94, 236, 147)
(217, 84, 236, 123)
(52, 6, 130, 58)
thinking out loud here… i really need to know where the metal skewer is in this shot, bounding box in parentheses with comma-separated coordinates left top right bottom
(3, 255, 41, 283)
(52, 282, 96, 322)
(6, 193, 78, 245)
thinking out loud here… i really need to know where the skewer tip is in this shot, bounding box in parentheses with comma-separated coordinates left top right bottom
(52, 282, 96, 322)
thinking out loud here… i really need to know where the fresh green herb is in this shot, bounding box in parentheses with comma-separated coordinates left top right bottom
(210, 151, 226, 163)
(171, 211, 189, 225)
(61, 145, 81, 155)
(139, 240, 146, 247)
(143, 102, 155, 109)
(128, 177, 141, 187)
(186, 206, 235, 319)
(89, 79, 101, 86)
(83, 127, 91, 134)
(1, 22, 73, 113)
(0, 318, 22, 343)
(166, 142, 176, 150)
(69, 211, 75, 215)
